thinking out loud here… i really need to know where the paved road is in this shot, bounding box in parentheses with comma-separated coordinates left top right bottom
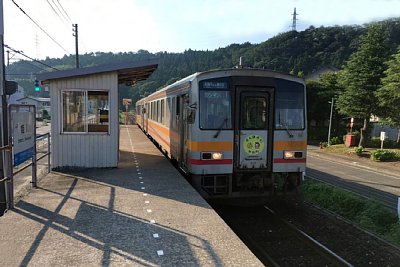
(306, 149, 400, 210)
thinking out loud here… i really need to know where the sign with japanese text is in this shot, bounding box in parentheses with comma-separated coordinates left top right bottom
(12, 109, 35, 166)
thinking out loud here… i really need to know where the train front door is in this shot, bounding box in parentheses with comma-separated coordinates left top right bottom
(235, 87, 273, 171)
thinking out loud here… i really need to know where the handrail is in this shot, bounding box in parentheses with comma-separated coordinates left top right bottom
(0, 145, 12, 184)
(1, 132, 51, 211)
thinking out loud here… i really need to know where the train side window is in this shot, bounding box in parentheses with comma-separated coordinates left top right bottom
(152, 102, 155, 120)
(150, 102, 152, 119)
(161, 99, 165, 125)
(157, 100, 161, 122)
(176, 96, 180, 116)
(166, 98, 171, 127)
(172, 97, 176, 129)
(153, 101, 155, 120)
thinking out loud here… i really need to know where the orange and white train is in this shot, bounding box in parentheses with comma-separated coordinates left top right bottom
(136, 68, 307, 199)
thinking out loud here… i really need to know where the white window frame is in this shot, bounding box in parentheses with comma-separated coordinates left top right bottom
(60, 89, 110, 134)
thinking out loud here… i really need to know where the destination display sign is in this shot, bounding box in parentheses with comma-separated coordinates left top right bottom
(202, 81, 228, 89)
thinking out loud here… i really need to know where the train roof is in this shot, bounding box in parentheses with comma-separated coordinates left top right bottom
(138, 68, 304, 103)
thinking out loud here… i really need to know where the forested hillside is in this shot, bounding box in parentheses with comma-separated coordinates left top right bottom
(7, 18, 400, 105)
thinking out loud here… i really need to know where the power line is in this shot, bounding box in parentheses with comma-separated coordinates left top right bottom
(11, 0, 70, 54)
(46, 0, 68, 26)
(55, 0, 72, 23)
(46, 0, 72, 26)
(4, 44, 59, 71)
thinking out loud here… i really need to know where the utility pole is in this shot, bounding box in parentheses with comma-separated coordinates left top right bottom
(327, 97, 334, 146)
(72, 24, 79, 68)
(0, 0, 9, 214)
(291, 7, 298, 31)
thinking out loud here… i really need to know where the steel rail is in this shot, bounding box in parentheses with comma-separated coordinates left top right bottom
(264, 205, 354, 267)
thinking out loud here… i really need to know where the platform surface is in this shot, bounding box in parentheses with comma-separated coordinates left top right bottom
(0, 125, 262, 266)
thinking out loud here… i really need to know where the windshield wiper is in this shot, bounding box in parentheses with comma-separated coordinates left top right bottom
(213, 118, 228, 138)
(278, 111, 293, 138)
(283, 124, 294, 138)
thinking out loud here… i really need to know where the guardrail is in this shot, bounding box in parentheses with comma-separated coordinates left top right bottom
(0, 144, 13, 214)
(0, 133, 51, 211)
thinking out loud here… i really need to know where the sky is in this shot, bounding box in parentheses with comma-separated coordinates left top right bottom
(4, 0, 400, 61)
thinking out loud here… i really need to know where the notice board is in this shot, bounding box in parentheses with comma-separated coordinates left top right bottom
(10, 105, 36, 166)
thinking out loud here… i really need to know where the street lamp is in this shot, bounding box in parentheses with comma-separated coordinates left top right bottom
(327, 97, 334, 146)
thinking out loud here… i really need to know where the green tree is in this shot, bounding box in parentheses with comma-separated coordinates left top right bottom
(376, 48, 400, 143)
(336, 24, 390, 147)
(306, 72, 344, 141)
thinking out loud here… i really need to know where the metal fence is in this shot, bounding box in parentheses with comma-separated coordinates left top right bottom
(0, 133, 51, 211)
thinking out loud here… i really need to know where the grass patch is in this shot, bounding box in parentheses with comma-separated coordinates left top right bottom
(323, 144, 400, 161)
(302, 179, 400, 245)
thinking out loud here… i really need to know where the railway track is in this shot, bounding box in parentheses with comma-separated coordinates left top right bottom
(212, 203, 353, 266)
(261, 205, 352, 266)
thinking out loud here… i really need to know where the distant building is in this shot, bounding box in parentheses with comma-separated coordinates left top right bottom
(16, 96, 51, 118)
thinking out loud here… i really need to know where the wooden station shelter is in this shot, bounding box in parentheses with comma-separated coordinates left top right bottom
(37, 59, 158, 169)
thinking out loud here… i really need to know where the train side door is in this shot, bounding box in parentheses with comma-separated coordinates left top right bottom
(144, 103, 149, 132)
(177, 94, 189, 170)
(140, 105, 145, 127)
(235, 88, 272, 170)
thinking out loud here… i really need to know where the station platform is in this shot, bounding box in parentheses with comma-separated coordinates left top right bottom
(0, 125, 262, 266)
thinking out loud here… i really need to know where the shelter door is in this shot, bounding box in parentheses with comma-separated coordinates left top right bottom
(235, 88, 271, 170)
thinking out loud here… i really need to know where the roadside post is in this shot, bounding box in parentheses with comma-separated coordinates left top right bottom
(380, 132, 387, 150)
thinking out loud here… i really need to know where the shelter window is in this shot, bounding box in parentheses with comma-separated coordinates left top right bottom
(62, 90, 109, 133)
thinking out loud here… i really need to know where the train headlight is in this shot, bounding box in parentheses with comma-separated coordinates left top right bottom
(284, 151, 303, 159)
(284, 151, 295, 159)
(201, 152, 223, 160)
(212, 152, 223, 160)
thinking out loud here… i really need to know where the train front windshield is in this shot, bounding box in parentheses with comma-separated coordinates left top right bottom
(199, 81, 232, 129)
(275, 79, 305, 130)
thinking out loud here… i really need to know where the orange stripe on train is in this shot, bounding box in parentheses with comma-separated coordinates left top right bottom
(273, 141, 307, 150)
(188, 141, 233, 151)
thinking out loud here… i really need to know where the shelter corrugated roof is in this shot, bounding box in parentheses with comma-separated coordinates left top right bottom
(36, 58, 159, 85)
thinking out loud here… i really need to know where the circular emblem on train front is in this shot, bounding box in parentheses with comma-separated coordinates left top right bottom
(243, 135, 265, 155)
